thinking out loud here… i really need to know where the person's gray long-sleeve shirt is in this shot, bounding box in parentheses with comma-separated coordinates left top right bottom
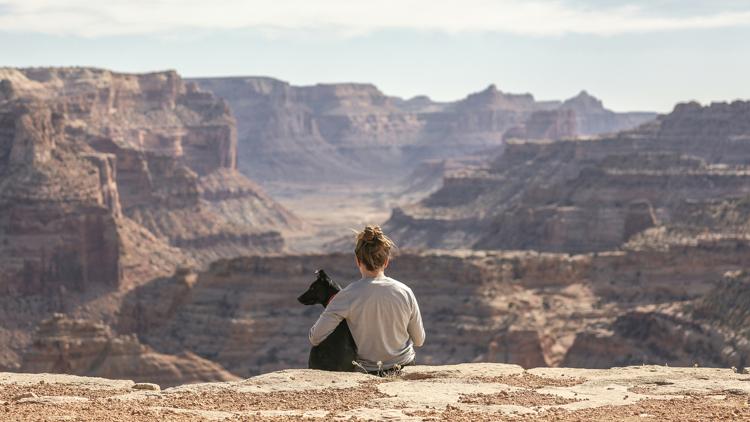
(308, 275, 425, 371)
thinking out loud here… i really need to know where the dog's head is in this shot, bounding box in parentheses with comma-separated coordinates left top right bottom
(297, 269, 341, 307)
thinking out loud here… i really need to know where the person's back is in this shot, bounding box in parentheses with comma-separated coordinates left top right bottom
(308, 226, 425, 373)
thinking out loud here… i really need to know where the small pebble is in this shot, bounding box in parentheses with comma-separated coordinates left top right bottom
(132, 383, 160, 391)
(13, 392, 37, 401)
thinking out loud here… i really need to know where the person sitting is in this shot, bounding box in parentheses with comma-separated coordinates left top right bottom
(308, 225, 426, 375)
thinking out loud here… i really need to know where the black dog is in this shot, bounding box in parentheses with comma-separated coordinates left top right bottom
(297, 269, 357, 372)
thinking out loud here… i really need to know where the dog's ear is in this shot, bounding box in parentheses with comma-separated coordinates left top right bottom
(317, 269, 340, 290)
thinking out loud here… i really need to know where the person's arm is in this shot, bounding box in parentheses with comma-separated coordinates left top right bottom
(308, 295, 349, 346)
(407, 290, 426, 347)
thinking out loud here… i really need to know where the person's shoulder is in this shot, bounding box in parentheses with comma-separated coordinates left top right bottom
(341, 278, 366, 292)
(385, 277, 414, 293)
(329, 280, 362, 305)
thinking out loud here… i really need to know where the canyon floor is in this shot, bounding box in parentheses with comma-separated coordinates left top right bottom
(271, 183, 406, 253)
(1, 363, 749, 421)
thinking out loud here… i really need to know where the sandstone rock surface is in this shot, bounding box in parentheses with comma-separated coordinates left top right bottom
(0, 364, 748, 421)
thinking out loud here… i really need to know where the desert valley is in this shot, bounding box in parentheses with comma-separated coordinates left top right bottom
(1, 66, 749, 419)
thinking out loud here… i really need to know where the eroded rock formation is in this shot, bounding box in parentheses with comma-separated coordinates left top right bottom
(0, 67, 300, 374)
(503, 109, 578, 142)
(387, 100, 750, 253)
(561, 90, 657, 136)
(189, 78, 655, 186)
(563, 269, 750, 370)
(21, 314, 238, 387)
(0, 101, 123, 295)
(118, 240, 748, 376)
(0, 67, 298, 276)
(2, 67, 746, 388)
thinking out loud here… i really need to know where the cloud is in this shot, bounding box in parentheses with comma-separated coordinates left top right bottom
(1, 0, 749, 37)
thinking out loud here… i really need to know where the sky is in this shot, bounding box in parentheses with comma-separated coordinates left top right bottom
(1, 0, 749, 112)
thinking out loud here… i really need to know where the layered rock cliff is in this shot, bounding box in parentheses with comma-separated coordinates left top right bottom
(0, 100, 123, 295)
(563, 270, 750, 369)
(387, 100, 750, 252)
(561, 90, 657, 136)
(189, 78, 655, 186)
(117, 240, 748, 377)
(0, 67, 300, 373)
(21, 314, 238, 387)
(0, 67, 298, 272)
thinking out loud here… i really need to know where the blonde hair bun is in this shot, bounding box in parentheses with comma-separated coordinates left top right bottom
(361, 225, 384, 242)
(355, 225, 395, 271)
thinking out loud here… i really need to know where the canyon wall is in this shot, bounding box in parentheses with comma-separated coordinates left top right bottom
(21, 314, 238, 387)
(190, 78, 655, 186)
(116, 240, 748, 377)
(0, 100, 123, 295)
(0, 67, 300, 373)
(0, 67, 299, 279)
(560, 90, 657, 136)
(387, 100, 750, 252)
(2, 67, 745, 388)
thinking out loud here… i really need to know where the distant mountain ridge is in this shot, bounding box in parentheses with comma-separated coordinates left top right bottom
(189, 77, 657, 186)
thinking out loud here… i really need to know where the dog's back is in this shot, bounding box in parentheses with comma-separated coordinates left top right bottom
(298, 269, 358, 372)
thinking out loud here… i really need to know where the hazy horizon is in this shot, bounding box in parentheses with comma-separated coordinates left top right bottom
(2, 0, 750, 112)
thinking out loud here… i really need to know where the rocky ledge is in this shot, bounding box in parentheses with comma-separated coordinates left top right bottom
(1, 363, 748, 421)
